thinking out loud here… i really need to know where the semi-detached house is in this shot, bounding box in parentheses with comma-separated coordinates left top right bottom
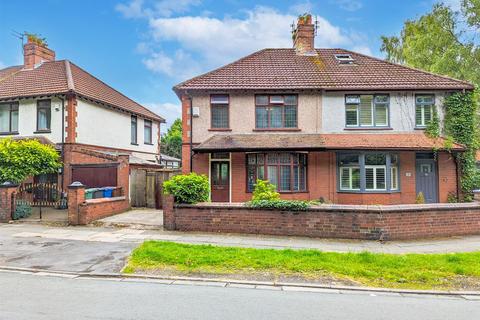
(174, 15, 473, 205)
(0, 38, 164, 193)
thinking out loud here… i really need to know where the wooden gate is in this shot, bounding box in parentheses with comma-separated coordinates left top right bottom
(130, 169, 180, 208)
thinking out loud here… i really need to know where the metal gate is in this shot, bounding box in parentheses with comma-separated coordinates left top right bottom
(15, 182, 67, 219)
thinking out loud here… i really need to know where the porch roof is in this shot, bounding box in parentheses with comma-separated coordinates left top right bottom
(192, 133, 465, 152)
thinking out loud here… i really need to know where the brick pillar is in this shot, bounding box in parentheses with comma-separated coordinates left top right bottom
(0, 182, 18, 222)
(68, 181, 85, 225)
(162, 194, 175, 230)
(181, 95, 192, 173)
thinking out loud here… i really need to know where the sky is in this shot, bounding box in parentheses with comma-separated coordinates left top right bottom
(0, 0, 459, 132)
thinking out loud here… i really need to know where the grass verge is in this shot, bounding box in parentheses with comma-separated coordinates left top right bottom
(124, 241, 480, 290)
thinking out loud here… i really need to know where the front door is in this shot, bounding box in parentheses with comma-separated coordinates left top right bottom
(416, 155, 438, 203)
(211, 161, 229, 202)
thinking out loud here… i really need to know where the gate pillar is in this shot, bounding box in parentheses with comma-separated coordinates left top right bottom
(0, 182, 18, 222)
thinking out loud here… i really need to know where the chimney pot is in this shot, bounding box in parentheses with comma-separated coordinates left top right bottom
(293, 14, 316, 55)
(23, 37, 55, 69)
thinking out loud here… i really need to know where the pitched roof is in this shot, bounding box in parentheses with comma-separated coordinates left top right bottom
(193, 133, 464, 152)
(0, 60, 164, 122)
(174, 48, 474, 93)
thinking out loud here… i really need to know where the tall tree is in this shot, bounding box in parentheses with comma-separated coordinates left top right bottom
(161, 119, 182, 159)
(381, 2, 480, 88)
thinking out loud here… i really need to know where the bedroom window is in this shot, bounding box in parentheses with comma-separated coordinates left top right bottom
(255, 95, 297, 129)
(345, 95, 389, 127)
(415, 95, 435, 127)
(131, 116, 137, 144)
(0, 102, 18, 134)
(144, 120, 152, 144)
(210, 95, 229, 129)
(36, 100, 51, 132)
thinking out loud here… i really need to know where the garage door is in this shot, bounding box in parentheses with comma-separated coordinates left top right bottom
(71, 164, 118, 188)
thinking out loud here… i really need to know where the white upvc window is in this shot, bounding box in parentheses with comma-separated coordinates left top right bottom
(345, 95, 389, 127)
(415, 95, 435, 127)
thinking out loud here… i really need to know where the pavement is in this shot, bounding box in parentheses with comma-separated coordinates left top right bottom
(0, 271, 479, 320)
(95, 208, 163, 229)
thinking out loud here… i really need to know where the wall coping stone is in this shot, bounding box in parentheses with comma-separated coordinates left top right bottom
(0, 182, 19, 188)
(83, 196, 126, 205)
(175, 201, 480, 214)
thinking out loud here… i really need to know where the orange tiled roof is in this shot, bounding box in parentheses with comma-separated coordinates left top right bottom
(0, 60, 164, 122)
(174, 48, 473, 93)
(193, 133, 464, 152)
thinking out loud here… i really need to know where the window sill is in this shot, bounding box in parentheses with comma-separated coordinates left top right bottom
(144, 142, 154, 145)
(414, 127, 427, 130)
(337, 190, 401, 194)
(343, 127, 393, 131)
(0, 131, 19, 136)
(131, 143, 139, 146)
(252, 128, 301, 132)
(208, 128, 232, 131)
(246, 190, 309, 194)
(34, 130, 51, 134)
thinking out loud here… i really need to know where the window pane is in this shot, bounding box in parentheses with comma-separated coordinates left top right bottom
(0, 104, 9, 132)
(131, 116, 137, 143)
(284, 95, 297, 105)
(211, 105, 228, 128)
(270, 106, 282, 128)
(247, 165, 255, 191)
(339, 154, 359, 165)
(255, 96, 268, 105)
(346, 95, 360, 104)
(257, 166, 265, 180)
(375, 104, 388, 126)
(346, 105, 358, 126)
(267, 166, 278, 188)
(340, 168, 350, 189)
(37, 108, 50, 130)
(376, 167, 386, 190)
(284, 105, 297, 128)
(211, 95, 229, 104)
(247, 154, 256, 164)
(256, 107, 268, 128)
(144, 125, 152, 144)
(359, 95, 373, 126)
(365, 154, 386, 165)
(280, 166, 291, 191)
(267, 153, 279, 164)
(416, 106, 423, 126)
(11, 108, 18, 132)
(270, 95, 284, 104)
(365, 167, 374, 189)
(352, 168, 360, 189)
(279, 153, 290, 164)
(391, 166, 398, 190)
(424, 105, 432, 123)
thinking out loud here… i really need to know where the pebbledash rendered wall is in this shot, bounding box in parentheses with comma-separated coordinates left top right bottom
(163, 196, 480, 240)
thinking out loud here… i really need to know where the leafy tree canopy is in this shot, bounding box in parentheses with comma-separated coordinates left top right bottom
(161, 118, 182, 160)
(0, 138, 61, 184)
(381, 1, 480, 88)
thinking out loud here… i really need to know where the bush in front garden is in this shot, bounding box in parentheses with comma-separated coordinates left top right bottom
(251, 180, 280, 201)
(163, 173, 210, 204)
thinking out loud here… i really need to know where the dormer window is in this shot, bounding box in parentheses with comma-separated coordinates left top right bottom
(335, 54, 355, 64)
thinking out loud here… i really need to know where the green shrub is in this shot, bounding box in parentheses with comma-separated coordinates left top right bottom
(13, 201, 32, 220)
(163, 173, 209, 204)
(447, 192, 458, 203)
(247, 199, 310, 212)
(251, 180, 280, 201)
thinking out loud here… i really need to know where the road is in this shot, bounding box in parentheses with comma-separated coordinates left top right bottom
(0, 272, 478, 320)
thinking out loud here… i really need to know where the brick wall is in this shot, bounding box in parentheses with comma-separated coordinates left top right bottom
(0, 184, 17, 222)
(191, 151, 458, 205)
(165, 202, 480, 240)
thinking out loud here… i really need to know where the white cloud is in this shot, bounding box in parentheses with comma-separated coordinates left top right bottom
(143, 102, 181, 133)
(331, 0, 363, 12)
(116, 0, 201, 18)
(289, 1, 314, 15)
(115, 0, 146, 18)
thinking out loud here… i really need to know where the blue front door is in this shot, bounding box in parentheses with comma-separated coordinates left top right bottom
(415, 154, 438, 203)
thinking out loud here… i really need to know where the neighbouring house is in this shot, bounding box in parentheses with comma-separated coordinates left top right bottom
(0, 38, 165, 201)
(160, 153, 181, 169)
(174, 14, 473, 205)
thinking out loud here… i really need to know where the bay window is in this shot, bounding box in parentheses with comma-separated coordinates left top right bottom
(247, 153, 307, 192)
(415, 95, 435, 127)
(345, 95, 389, 127)
(0, 102, 18, 134)
(338, 153, 399, 192)
(255, 95, 297, 129)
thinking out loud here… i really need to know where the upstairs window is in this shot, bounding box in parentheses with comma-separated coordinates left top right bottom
(131, 116, 137, 144)
(144, 120, 152, 144)
(415, 95, 435, 127)
(36, 100, 51, 132)
(255, 95, 297, 129)
(0, 102, 18, 134)
(345, 95, 389, 128)
(210, 95, 229, 129)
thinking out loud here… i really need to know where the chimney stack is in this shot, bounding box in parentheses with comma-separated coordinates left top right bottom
(292, 14, 316, 55)
(23, 35, 55, 69)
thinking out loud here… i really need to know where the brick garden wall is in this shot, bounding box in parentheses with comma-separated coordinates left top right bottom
(163, 199, 480, 240)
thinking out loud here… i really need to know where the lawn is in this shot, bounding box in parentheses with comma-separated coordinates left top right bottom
(124, 241, 480, 290)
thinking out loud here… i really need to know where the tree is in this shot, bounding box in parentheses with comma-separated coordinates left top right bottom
(161, 118, 182, 159)
(0, 138, 61, 184)
(381, 2, 480, 88)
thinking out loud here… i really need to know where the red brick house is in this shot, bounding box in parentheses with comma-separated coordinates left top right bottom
(174, 15, 472, 205)
(0, 38, 165, 194)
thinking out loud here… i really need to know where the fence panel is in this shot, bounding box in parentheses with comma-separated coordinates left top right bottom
(130, 168, 180, 208)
